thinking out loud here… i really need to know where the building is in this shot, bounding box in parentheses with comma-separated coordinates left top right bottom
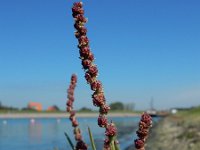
(47, 105, 60, 112)
(28, 102, 42, 111)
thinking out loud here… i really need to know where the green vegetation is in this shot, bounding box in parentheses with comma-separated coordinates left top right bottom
(0, 101, 62, 114)
(78, 107, 94, 112)
(109, 102, 135, 111)
(176, 106, 200, 123)
(110, 102, 124, 110)
(0, 101, 139, 114)
(0, 101, 19, 112)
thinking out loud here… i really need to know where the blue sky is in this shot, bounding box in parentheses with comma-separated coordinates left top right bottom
(0, 0, 200, 110)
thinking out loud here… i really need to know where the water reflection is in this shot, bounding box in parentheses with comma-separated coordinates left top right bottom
(28, 120, 42, 142)
(0, 117, 160, 150)
(3, 120, 7, 125)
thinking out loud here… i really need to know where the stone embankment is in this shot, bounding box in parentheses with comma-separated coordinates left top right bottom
(146, 115, 200, 150)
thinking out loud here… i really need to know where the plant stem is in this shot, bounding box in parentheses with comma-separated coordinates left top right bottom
(88, 127, 96, 150)
(110, 140, 116, 150)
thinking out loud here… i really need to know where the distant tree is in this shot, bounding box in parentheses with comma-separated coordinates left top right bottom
(110, 102, 124, 110)
(21, 107, 37, 112)
(8, 106, 19, 111)
(124, 103, 135, 111)
(79, 107, 93, 112)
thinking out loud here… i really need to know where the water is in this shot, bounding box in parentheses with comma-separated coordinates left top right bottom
(0, 116, 159, 150)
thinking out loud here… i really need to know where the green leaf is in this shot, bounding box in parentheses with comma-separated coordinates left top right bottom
(64, 132, 75, 150)
(88, 127, 97, 150)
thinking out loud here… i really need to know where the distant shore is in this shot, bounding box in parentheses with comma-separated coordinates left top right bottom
(0, 112, 140, 119)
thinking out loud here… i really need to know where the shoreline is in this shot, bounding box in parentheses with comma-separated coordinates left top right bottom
(0, 112, 140, 119)
(146, 114, 200, 150)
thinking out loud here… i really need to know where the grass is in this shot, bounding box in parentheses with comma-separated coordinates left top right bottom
(176, 106, 200, 123)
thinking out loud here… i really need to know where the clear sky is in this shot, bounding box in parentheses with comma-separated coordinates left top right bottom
(0, 0, 200, 110)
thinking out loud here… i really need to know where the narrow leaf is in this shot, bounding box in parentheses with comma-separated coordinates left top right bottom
(88, 127, 96, 150)
(64, 132, 75, 150)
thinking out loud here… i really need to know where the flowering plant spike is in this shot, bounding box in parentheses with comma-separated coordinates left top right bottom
(134, 112, 152, 150)
(66, 74, 88, 150)
(71, 2, 119, 149)
(67, 1, 152, 150)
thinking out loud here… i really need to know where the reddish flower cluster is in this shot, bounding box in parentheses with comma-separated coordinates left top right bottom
(134, 112, 152, 150)
(105, 123, 118, 137)
(66, 74, 87, 150)
(72, 2, 119, 149)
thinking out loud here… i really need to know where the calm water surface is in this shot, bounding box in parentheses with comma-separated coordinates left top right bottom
(0, 116, 159, 150)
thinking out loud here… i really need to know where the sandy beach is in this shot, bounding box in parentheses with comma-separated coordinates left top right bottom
(0, 112, 140, 119)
